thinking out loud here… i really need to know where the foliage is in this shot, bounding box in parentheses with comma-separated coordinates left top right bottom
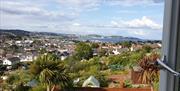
(91, 43, 99, 48)
(39, 48, 47, 54)
(142, 45, 153, 53)
(6, 69, 32, 86)
(98, 48, 107, 57)
(64, 49, 147, 87)
(138, 53, 160, 84)
(6, 44, 22, 54)
(108, 64, 124, 71)
(3, 69, 32, 90)
(108, 53, 130, 67)
(11, 62, 24, 69)
(14, 83, 31, 91)
(29, 84, 46, 91)
(29, 53, 73, 91)
(75, 42, 93, 60)
(118, 41, 131, 48)
(153, 81, 159, 91)
(0, 65, 6, 75)
(95, 74, 109, 87)
(123, 80, 133, 88)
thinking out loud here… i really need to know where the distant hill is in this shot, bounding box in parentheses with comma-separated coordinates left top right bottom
(86, 34, 102, 38)
(32, 32, 61, 36)
(0, 29, 31, 37)
(0, 29, 149, 43)
(0, 29, 62, 37)
(78, 34, 144, 43)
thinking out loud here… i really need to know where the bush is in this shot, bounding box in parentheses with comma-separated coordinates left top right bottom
(29, 84, 46, 91)
(123, 80, 133, 88)
(14, 84, 31, 91)
(75, 42, 93, 60)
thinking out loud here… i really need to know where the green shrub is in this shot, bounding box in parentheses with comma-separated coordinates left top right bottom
(123, 80, 133, 88)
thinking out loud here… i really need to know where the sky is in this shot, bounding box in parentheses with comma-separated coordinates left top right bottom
(0, 0, 164, 40)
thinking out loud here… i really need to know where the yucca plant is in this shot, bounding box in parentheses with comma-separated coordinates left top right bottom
(138, 53, 160, 90)
(30, 53, 73, 91)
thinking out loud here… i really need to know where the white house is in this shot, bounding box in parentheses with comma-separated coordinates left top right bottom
(112, 49, 120, 55)
(15, 41, 23, 46)
(24, 40, 33, 44)
(3, 57, 20, 65)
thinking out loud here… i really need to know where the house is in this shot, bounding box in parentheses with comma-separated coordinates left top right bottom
(3, 57, 20, 66)
(24, 40, 33, 44)
(149, 43, 162, 49)
(112, 48, 129, 55)
(130, 44, 143, 51)
(15, 41, 23, 46)
(112, 49, 120, 55)
(60, 51, 69, 60)
(20, 55, 37, 62)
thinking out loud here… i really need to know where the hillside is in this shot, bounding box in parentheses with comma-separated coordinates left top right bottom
(0, 29, 31, 37)
(0, 29, 149, 43)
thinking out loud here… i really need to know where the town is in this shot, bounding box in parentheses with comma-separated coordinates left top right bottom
(0, 30, 161, 91)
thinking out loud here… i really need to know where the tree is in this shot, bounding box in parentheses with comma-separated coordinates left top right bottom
(95, 74, 109, 87)
(0, 65, 6, 76)
(91, 43, 99, 48)
(120, 41, 131, 48)
(98, 48, 107, 57)
(142, 45, 152, 53)
(39, 48, 47, 54)
(7, 45, 20, 54)
(75, 42, 93, 60)
(14, 83, 31, 91)
(30, 54, 73, 91)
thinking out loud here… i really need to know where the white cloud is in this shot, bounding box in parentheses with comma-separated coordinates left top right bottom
(111, 16, 162, 30)
(111, 21, 119, 27)
(0, 0, 77, 22)
(124, 16, 162, 30)
(72, 23, 81, 26)
(67, 16, 162, 31)
(57, 0, 101, 12)
(106, 0, 164, 6)
(130, 30, 147, 36)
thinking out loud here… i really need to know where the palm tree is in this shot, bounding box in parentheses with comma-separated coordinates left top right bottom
(30, 53, 73, 91)
(138, 53, 160, 91)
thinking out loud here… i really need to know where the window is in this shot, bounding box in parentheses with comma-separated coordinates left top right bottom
(160, 0, 180, 91)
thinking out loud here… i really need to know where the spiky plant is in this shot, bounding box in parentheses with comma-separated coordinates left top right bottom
(138, 53, 160, 85)
(30, 53, 73, 91)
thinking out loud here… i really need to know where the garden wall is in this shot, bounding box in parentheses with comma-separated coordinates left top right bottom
(61, 87, 151, 91)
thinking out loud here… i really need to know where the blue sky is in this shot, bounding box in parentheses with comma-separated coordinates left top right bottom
(0, 0, 164, 40)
